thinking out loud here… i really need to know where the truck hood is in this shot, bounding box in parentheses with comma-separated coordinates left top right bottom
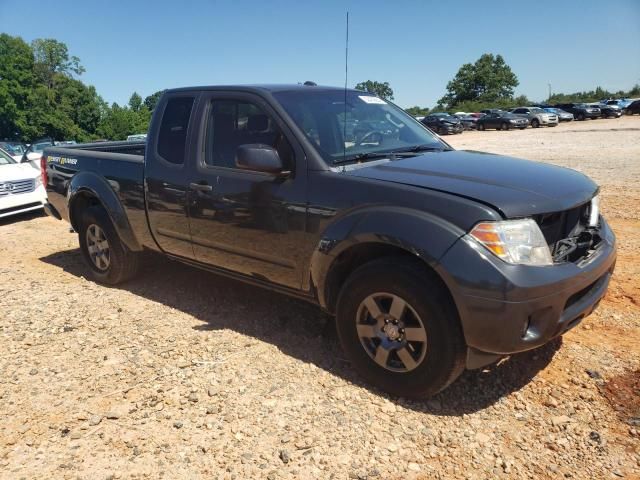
(345, 150, 597, 217)
(0, 162, 40, 182)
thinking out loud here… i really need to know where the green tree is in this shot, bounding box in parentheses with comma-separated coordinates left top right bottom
(0, 34, 36, 140)
(439, 54, 519, 109)
(404, 106, 430, 116)
(144, 89, 167, 111)
(128, 92, 143, 112)
(354, 80, 394, 100)
(31, 38, 85, 88)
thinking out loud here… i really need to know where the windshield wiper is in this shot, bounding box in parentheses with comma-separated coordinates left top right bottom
(393, 144, 450, 154)
(332, 144, 450, 166)
(333, 151, 396, 165)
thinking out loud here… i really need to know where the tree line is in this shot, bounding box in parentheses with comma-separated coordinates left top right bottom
(0, 34, 164, 142)
(356, 53, 640, 116)
(2, 33, 639, 143)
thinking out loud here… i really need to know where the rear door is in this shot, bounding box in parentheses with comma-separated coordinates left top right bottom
(145, 94, 198, 259)
(185, 91, 308, 289)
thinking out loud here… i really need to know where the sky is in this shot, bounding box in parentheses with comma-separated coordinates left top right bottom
(1, 0, 639, 108)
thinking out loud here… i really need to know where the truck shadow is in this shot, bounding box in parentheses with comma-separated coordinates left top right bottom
(40, 248, 561, 416)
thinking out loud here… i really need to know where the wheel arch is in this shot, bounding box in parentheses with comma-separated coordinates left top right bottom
(68, 171, 142, 252)
(310, 207, 465, 314)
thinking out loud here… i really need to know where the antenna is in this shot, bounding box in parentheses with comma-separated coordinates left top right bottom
(342, 11, 349, 165)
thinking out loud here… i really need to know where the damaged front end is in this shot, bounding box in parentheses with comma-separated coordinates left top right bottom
(535, 195, 603, 264)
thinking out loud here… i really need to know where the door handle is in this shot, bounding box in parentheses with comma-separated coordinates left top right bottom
(189, 182, 213, 192)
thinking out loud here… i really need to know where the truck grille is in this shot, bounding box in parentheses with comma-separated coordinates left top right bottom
(534, 200, 601, 263)
(0, 179, 35, 196)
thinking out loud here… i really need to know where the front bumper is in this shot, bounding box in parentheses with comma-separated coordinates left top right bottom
(440, 124, 464, 134)
(539, 117, 559, 125)
(0, 186, 47, 218)
(438, 217, 616, 368)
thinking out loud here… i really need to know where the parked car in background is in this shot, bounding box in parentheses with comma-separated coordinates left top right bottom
(509, 107, 558, 128)
(543, 107, 574, 122)
(625, 99, 640, 115)
(477, 111, 529, 130)
(0, 141, 27, 161)
(480, 108, 505, 115)
(452, 114, 479, 130)
(604, 99, 632, 110)
(593, 103, 622, 118)
(553, 103, 601, 121)
(55, 140, 77, 146)
(420, 113, 463, 135)
(0, 147, 47, 218)
(127, 134, 148, 141)
(21, 138, 55, 162)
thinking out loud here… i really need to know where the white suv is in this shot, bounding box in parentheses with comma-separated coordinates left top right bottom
(510, 107, 559, 128)
(0, 148, 47, 219)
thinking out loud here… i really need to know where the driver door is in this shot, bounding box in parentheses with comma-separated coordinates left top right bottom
(186, 92, 309, 290)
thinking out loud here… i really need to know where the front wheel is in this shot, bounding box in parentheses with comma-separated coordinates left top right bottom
(501, 122, 509, 131)
(478, 123, 485, 131)
(577, 113, 586, 121)
(79, 205, 139, 285)
(336, 258, 466, 398)
(531, 119, 540, 128)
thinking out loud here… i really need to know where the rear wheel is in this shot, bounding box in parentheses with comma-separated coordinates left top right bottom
(336, 258, 466, 398)
(478, 123, 485, 131)
(78, 205, 139, 285)
(501, 122, 509, 131)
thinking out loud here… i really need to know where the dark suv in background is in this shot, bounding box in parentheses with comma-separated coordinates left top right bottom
(553, 103, 601, 121)
(421, 113, 463, 135)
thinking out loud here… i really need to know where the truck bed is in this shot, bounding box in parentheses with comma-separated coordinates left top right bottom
(44, 140, 152, 250)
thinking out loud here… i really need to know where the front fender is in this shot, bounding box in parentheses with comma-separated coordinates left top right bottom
(68, 171, 142, 252)
(310, 206, 466, 309)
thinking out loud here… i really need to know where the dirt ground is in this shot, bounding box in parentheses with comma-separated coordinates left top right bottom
(1, 116, 639, 479)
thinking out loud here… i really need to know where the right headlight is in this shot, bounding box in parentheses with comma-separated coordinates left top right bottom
(469, 219, 553, 266)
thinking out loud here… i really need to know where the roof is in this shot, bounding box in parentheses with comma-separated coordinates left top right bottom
(166, 84, 363, 95)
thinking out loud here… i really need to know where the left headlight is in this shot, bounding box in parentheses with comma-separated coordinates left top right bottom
(469, 219, 553, 266)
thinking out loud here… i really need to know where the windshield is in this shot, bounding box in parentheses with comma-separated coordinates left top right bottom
(273, 89, 447, 165)
(1, 143, 25, 155)
(0, 149, 17, 165)
(530, 107, 544, 113)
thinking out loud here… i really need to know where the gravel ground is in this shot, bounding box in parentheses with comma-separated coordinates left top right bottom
(1, 116, 639, 479)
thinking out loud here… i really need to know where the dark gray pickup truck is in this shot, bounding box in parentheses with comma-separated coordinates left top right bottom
(43, 85, 616, 397)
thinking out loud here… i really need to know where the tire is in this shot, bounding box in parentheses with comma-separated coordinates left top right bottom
(78, 205, 139, 285)
(501, 122, 509, 131)
(335, 258, 466, 398)
(550, 123, 558, 127)
(478, 123, 485, 131)
(577, 113, 585, 121)
(531, 119, 540, 128)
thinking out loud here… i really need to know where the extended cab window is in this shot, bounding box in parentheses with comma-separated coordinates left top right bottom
(204, 100, 293, 170)
(157, 96, 195, 165)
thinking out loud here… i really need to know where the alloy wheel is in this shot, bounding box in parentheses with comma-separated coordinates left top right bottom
(355, 293, 428, 372)
(86, 224, 110, 271)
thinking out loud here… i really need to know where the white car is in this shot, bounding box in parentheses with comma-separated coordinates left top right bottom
(0, 148, 47, 219)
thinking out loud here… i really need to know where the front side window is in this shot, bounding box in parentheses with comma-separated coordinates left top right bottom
(157, 96, 195, 165)
(204, 99, 294, 169)
(274, 90, 446, 166)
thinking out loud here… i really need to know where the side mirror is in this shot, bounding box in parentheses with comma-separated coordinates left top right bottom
(235, 144, 288, 175)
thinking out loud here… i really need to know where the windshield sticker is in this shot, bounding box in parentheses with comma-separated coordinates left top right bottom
(359, 96, 387, 105)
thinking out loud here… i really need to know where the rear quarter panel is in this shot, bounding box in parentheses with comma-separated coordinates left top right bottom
(45, 147, 153, 251)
